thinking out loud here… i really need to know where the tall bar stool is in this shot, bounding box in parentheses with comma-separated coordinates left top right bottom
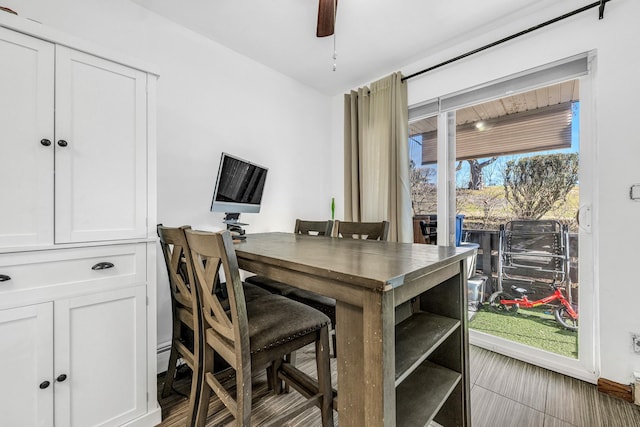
(157, 225, 203, 427)
(185, 229, 334, 427)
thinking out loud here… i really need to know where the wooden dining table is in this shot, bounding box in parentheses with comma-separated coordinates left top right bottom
(234, 232, 473, 427)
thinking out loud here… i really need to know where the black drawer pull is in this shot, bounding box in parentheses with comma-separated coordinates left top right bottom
(91, 262, 114, 271)
(39, 381, 50, 389)
(56, 374, 67, 382)
(57, 139, 68, 147)
(0, 274, 11, 282)
(40, 139, 52, 146)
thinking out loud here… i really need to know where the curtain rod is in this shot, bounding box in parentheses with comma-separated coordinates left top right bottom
(402, 0, 610, 82)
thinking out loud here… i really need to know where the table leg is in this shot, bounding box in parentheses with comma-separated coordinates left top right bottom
(335, 291, 395, 427)
(336, 300, 364, 425)
(362, 290, 395, 426)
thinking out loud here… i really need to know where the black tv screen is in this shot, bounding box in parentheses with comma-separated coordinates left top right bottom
(210, 153, 268, 214)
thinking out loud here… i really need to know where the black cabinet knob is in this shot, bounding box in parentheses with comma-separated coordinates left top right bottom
(57, 140, 68, 147)
(40, 139, 52, 146)
(39, 381, 50, 389)
(56, 374, 67, 382)
(0, 274, 11, 282)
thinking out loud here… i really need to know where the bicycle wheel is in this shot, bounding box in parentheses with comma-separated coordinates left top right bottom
(488, 291, 519, 315)
(554, 305, 578, 331)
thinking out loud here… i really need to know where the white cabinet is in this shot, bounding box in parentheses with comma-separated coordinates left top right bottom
(0, 303, 54, 427)
(0, 27, 54, 248)
(0, 28, 148, 248)
(56, 286, 147, 426)
(54, 47, 148, 244)
(0, 13, 160, 427)
(0, 287, 146, 427)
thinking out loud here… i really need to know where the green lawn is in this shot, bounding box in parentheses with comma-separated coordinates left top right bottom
(469, 306, 578, 358)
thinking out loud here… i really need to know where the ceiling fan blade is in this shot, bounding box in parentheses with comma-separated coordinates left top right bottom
(317, 0, 337, 37)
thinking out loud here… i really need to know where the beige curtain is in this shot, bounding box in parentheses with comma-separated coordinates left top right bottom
(344, 72, 412, 243)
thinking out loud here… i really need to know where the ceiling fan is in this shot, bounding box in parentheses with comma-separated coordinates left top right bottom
(316, 0, 337, 37)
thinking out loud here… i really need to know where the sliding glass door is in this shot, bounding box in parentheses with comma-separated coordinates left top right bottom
(408, 53, 597, 381)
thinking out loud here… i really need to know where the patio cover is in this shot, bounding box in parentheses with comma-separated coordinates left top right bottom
(416, 101, 573, 164)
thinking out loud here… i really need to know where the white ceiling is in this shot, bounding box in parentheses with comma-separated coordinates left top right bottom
(131, 0, 577, 95)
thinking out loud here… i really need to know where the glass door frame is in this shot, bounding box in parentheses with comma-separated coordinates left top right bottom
(434, 58, 598, 383)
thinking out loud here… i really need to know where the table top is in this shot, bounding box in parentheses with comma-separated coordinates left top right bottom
(234, 232, 474, 292)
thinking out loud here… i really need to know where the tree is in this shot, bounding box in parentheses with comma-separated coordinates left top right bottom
(503, 153, 579, 220)
(409, 160, 437, 214)
(456, 157, 498, 190)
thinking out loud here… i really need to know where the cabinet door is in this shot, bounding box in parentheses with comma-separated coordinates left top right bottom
(0, 303, 54, 427)
(54, 47, 148, 244)
(0, 28, 54, 248)
(54, 286, 147, 427)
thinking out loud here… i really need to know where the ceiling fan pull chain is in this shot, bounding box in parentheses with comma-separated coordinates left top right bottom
(332, 0, 337, 71)
(332, 33, 337, 71)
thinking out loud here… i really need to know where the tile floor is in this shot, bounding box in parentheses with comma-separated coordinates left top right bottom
(158, 344, 640, 426)
(470, 345, 640, 427)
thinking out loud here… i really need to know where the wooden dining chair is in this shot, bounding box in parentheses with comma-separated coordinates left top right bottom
(157, 224, 203, 427)
(185, 229, 334, 427)
(331, 219, 389, 240)
(244, 219, 333, 296)
(294, 219, 333, 236)
(158, 224, 273, 426)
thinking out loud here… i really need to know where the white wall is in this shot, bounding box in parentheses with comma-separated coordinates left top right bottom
(8, 0, 640, 387)
(2, 0, 333, 356)
(329, 0, 640, 385)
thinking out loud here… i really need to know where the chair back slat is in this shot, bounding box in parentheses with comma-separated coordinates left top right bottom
(195, 256, 235, 341)
(332, 220, 390, 241)
(159, 226, 195, 309)
(294, 219, 333, 236)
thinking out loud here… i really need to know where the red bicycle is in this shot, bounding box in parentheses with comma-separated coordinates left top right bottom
(488, 283, 578, 331)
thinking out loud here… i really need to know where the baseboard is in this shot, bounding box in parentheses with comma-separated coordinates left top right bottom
(157, 341, 172, 375)
(597, 377, 633, 403)
(121, 407, 162, 427)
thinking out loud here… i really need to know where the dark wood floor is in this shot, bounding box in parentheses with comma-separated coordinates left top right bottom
(157, 344, 337, 426)
(157, 345, 640, 426)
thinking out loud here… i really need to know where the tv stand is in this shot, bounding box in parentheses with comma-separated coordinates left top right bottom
(223, 213, 248, 240)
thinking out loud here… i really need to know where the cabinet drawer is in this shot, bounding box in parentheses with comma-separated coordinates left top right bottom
(0, 244, 146, 294)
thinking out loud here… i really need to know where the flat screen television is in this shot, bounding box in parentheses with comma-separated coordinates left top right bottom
(210, 152, 268, 214)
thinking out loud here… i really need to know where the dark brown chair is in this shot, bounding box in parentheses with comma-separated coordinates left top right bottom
(294, 219, 333, 236)
(185, 229, 334, 427)
(158, 224, 272, 426)
(244, 219, 332, 296)
(157, 225, 202, 426)
(331, 220, 389, 240)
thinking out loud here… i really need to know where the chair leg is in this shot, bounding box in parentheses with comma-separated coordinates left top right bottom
(316, 326, 334, 427)
(162, 315, 183, 397)
(185, 361, 201, 427)
(270, 358, 284, 395)
(331, 330, 337, 359)
(266, 364, 273, 391)
(194, 345, 214, 427)
(283, 352, 296, 393)
(237, 362, 252, 426)
(162, 339, 180, 398)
